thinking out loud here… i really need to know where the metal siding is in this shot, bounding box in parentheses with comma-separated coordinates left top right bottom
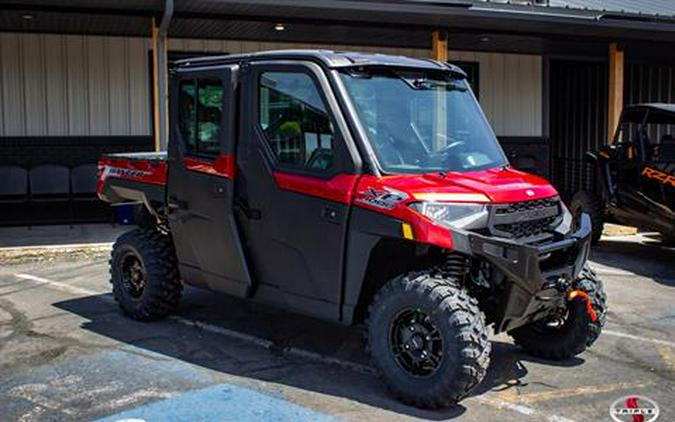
(0, 33, 543, 139)
(109, 37, 130, 135)
(128, 37, 151, 136)
(66, 35, 89, 135)
(87, 36, 110, 136)
(549, 60, 608, 197)
(44, 35, 68, 136)
(23, 34, 47, 136)
(1, 33, 25, 136)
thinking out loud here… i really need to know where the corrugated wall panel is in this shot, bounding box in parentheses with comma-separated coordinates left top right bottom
(128, 37, 151, 136)
(1, 33, 542, 139)
(44, 35, 68, 136)
(549, 60, 608, 197)
(1, 33, 25, 136)
(66, 35, 89, 135)
(22, 33, 47, 136)
(87, 36, 110, 136)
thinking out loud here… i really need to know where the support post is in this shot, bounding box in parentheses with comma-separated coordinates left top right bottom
(608, 42, 624, 143)
(432, 30, 448, 62)
(152, 0, 173, 151)
(432, 30, 448, 150)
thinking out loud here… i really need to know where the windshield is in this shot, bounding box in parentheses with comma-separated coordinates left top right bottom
(340, 68, 507, 174)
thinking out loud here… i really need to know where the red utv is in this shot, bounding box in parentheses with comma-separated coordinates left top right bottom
(98, 50, 606, 408)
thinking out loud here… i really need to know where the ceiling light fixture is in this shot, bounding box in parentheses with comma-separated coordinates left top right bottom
(21, 13, 35, 20)
(274, 23, 286, 31)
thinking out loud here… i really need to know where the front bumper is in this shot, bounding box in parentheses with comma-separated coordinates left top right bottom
(452, 213, 593, 333)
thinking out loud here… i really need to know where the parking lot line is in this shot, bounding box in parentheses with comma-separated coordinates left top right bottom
(602, 329, 675, 348)
(4, 270, 668, 422)
(474, 397, 576, 422)
(656, 345, 675, 372)
(514, 381, 652, 404)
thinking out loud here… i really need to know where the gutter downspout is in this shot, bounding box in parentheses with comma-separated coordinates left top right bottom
(152, 0, 173, 151)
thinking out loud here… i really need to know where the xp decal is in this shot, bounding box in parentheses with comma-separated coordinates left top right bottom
(355, 187, 408, 210)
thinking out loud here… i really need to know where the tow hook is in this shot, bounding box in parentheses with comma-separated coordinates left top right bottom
(568, 290, 598, 322)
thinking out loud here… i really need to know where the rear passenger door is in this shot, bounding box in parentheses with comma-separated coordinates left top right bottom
(167, 67, 252, 297)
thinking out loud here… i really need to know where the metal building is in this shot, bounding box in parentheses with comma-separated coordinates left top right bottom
(1, 0, 674, 223)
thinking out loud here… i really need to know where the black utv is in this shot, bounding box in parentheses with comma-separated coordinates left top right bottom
(572, 103, 675, 244)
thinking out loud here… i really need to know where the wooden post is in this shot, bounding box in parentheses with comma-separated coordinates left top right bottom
(432, 30, 448, 62)
(608, 42, 624, 143)
(432, 30, 448, 150)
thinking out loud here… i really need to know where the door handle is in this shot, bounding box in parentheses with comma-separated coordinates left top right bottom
(168, 196, 188, 211)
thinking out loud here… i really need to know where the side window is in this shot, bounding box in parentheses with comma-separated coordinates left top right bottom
(178, 78, 224, 157)
(258, 72, 335, 171)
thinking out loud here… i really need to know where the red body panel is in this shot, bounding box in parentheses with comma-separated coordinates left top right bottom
(97, 157, 168, 198)
(272, 172, 360, 204)
(272, 166, 558, 250)
(100, 155, 558, 251)
(183, 154, 236, 179)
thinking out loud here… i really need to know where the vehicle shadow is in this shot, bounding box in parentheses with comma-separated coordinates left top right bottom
(591, 237, 675, 286)
(53, 288, 582, 419)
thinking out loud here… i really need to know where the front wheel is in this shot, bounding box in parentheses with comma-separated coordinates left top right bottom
(509, 265, 607, 360)
(366, 272, 490, 408)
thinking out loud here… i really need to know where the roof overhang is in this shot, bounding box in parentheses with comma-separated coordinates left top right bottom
(1, 0, 674, 56)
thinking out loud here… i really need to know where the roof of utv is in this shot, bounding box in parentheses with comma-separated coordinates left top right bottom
(173, 49, 466, 76)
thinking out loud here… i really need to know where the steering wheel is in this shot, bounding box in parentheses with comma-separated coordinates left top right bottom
(434, 137, 465, 156)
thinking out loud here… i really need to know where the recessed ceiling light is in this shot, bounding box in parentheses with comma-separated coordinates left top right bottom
(479, 36, 491, 42)
(21, 13, 35, 20)
(274, 23, 286, 31)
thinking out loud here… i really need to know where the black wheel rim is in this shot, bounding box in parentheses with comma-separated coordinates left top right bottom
(389, 308, 444, 377)
(121, 252, 146, 299)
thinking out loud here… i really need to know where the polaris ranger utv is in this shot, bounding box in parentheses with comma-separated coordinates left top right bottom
(98, 50, 606, 408)
(572, 103, 675, 244)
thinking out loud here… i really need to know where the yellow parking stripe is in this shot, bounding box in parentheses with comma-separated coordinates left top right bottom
(657, 345, 675, 372)
(516, 382, 652, 404)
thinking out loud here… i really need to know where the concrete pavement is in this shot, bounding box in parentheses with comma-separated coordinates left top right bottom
(0, 234, 673, 421)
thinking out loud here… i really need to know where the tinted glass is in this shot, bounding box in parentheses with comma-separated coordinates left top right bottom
(178, 78, 223, 157)
(258, 72, 335, 171)
(340, 69, 506, 174)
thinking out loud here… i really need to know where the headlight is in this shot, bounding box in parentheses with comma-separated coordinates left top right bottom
(409, 202, 488, 229)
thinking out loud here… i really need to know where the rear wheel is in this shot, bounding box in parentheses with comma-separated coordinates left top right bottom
(110, 229, 182, 320)
(509, 265, 607, 360)
(571, 191, 604, 244)
(366, 272, 490, 408)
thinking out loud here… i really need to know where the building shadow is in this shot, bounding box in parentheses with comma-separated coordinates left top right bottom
(53, 289, 582, 419)
(591, 238, 675, 286)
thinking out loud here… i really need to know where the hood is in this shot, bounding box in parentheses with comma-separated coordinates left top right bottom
(375, 166, 558, 203)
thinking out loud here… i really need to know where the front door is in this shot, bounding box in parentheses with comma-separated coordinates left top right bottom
(235, 62, 360, 320)
(167, 66, 252, 297)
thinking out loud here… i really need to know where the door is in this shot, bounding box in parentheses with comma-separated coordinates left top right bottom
(167, 66, 252, 297)
(235, 62, 359, 320)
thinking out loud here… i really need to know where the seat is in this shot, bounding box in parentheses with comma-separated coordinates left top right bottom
(29, 164, 70, 201)
(71, 164, 98, 199)
(0, 165, 28, 203)
(0, 165, 29, 226)
(28, 164, 72, 224)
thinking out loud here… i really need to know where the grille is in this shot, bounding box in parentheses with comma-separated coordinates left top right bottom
(490, 197, 561, 239)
